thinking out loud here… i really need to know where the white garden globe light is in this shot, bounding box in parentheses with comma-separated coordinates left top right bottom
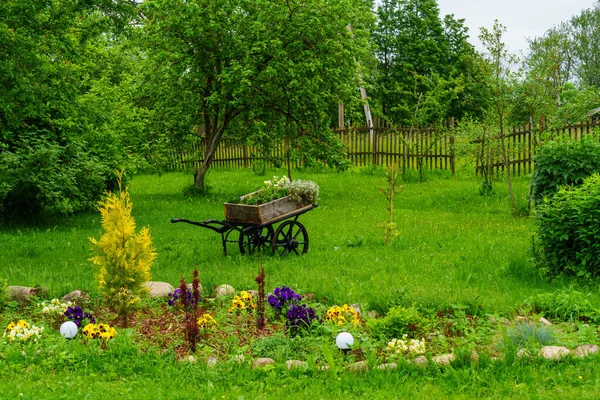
(60, 321, 78, 339)
(336, 332, 354, 350)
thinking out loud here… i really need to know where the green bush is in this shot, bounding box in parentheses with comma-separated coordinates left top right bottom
(531, 135, 600, 205)
(536, 173, 600, 276)
(366, 305, 425, 340)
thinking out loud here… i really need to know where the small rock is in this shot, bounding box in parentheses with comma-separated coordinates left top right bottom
(186, 283, 203, 294)
(145, 281, 175, 298)
(285, 360, 308, 370)
(7, 286, 43, 301)
(539, 317, 552, 326)
(215, 284, 235, 297)
(351, 303, 361, 315)
(245, 290, 259, 299)
(539, 346, 570, 360)
(252, 357, 275, 369)
(207, 356, 218, 367)
(61, 290, 83, 302)
(573, 344, 599, 358)
(302, 292, 317, 302)
(347, 361, 368, 372)
(516, 348, 531, 359)
(376, 363, 397, 371)
(412, 355, 428, 366)
(432, 353, 455, 366)
(366, 310, 381, 319)
(470, 350, 479, 364)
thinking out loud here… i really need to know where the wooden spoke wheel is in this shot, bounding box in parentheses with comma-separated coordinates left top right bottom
(272, 220, 309, 256)
(238, 226, 274, 255)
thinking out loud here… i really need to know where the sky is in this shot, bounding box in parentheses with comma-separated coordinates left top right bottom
(436, 0, 597, 55)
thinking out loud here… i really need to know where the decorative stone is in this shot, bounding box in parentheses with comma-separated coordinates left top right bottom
(432, 353, 455, 366)
(347, 361, 368, 372)
(351, 303, 361, 315)
(61, 290, 83, 302)
(573, 344, 599, 358)
(412, 355, 428, 366)
(7, 286, 43, 301)
(285, 360, 308, 370)
(252, 357, 275, 369)
(186, 283, 203, 294)
(376, 363, 397, 370)
(215, 284, 235, 297)
(470, 350, 479, 364)
(366, 311, 381, 319)
(145, 282, 175, 298)
(539, 317, 552, 326)
(539, 346, 570, 360)
(245, 290, 259, 299)
(207, 356, 218, 367)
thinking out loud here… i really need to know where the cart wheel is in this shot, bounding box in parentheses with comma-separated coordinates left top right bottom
(238, 226, 274, 255)
(272, 220, 309, 256)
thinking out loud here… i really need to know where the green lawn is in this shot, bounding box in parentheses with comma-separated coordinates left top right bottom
(2, 167, 600, 399)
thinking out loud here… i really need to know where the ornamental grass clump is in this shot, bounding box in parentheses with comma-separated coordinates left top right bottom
(89, 174, 155, 324)
(4, 320, 44, 343)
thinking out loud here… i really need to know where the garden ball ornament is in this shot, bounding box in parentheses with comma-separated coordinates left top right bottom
(336, 332, 354, 350)
(60, 321, 78, 339)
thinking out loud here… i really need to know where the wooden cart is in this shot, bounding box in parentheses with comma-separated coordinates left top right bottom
(171, 197, 317, 256)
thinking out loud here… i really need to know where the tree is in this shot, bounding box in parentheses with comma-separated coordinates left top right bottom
(479, 20, 517, 210)
(0, 0, 138, 218)
(371, 0, 488, 124)
(138, 0, 374, 191)
(570, 2, 600, 87)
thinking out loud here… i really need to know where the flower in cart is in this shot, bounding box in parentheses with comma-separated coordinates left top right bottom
(228, 291, 256, 312)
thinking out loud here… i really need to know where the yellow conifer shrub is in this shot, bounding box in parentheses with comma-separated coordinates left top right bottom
(90, 180, 155, 320)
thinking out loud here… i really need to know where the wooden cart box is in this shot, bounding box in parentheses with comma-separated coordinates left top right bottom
(224, 192, 305, 224)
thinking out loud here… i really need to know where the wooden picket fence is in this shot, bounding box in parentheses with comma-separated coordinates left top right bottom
(166, 119, 456, 173)
(475, 119, 600, 176)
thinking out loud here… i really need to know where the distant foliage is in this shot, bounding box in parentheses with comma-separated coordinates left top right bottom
(526, 289, 600, 323)
(536, 173, 600, 277)
(531, 135, 600, 205)
(90, 178, 155, 322)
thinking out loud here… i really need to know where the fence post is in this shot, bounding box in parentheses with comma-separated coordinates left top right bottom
(449, 117, 455, 176)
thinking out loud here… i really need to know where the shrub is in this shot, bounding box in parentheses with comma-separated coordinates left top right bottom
(89, 177, 155, 323)
(366, 305, 424, 340)
(531, 135, 600, 206)
(536, 173, 600, 276)
(0, 277, 7, 309)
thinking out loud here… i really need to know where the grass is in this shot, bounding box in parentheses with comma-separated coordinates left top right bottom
(2, 167, 600, 398)
(1, 167, 596, 313)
